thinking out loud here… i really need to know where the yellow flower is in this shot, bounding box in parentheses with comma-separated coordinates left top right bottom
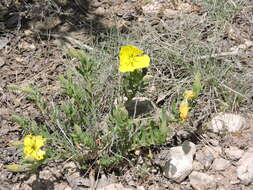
(119, 45, 150, 72)
(23, 134, 46, 161)
(179, 99, 189, 121)
(184, 90, 196, 100)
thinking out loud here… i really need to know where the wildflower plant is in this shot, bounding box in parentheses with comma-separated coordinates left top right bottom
(5, 134, 46, 172)
(8, 46, 172, 171)
(179, 73, 202, 122)
(119, 45, 150, 101)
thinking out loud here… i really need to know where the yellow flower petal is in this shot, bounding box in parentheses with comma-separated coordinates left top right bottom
(23, 134, 46, 161)
(179, 99, 189, 121)
(132, 55, 150, 69)
(24, 134, 33, 147)
(119, 45, 150, 72)
(120, 45, 144, 57)
(30, 149, 46, 161)
(184, 90, 196, 100)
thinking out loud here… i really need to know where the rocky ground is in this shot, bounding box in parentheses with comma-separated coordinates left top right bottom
(1, 0, 253, 190)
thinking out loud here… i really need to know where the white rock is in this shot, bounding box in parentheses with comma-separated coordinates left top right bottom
(208, 139, 219, 146)
(236, 151, 253, 185)
(189, 171, 216, 190)
(195, 146, 221, 169)
(142, 0, 163, 16)
(137, 186, 145, 190)
(97, 183, 134, 190)
(63, 161, 76, 170)
(164, 141, 196, 182)
(66, 172, 90, 188)
(94, 7, 105, 16)
(211, 113, 246, 133)
(54, 182, 72, 190)
(205, 146, 222, 158)
(212, 158, 231, 171)
(225, 147, 244, 160)
(25, 174, 37, 185)
(216, 187, 226, 190)
(39, 169, 55, 181)
(193, 161, 204, 171)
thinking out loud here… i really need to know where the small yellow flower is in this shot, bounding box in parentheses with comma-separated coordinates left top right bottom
(179, 99, 189, 121)
(119, 45, 150, 72)
(184, 90, 196, 100)
(23, 134, 46, 161)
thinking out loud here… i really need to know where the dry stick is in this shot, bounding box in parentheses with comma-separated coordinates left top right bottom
(196, 50, 251, 100)
(196, 134, 222, 157)
(49, 101, 74, 147)
(220, 83, 249, 99)
(63, 35, 94, 51)
(196, 51, 250, 60)
(56, 119, 74, 147)
(91, 166, 101, 190)
(229, 0, 237, 8)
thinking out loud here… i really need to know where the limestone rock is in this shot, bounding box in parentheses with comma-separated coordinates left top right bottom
(212, 158, 231, 171)
(236, 151, 253, 185)
(195, 146, 221, 169)
(193, 161, 204, 171)
(189, 171, 216, 190)
(225, 146, 244, 160)
(164, 141, 196, 183)
(142, 0, 163, 16)
(94, 7, 106, 16)
(97, 183, 134, 190)
(39, 169, 56, 181)
(54, 182, 72, 190)
(211, 113, 246, 133)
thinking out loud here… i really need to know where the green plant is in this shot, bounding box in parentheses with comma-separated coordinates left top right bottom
(9, 47, 172, 170)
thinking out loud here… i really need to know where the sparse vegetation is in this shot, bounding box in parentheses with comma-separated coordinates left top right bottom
(1, 0, 253, 188)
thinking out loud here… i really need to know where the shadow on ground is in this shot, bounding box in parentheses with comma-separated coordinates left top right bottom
(0, 0, 110, 38)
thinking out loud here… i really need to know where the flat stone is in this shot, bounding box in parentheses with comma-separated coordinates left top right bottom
(225, 147, 244, 160)
(0, 57, 5, 67)
(189, 171, 216, 190)
(142, 0, 163, 16)
(97, 183, 134, 190)
(25, 174, 37, 185)
(208, 139, 219, 146)
(66, 172, 90, 188)
(195, 146, 221, 169)
(94, 7, 106, 16)
(211, 113, 246, 133)
(237, 151, 253, 185)
(193, 161, 204, 171)
(0, 37, 9, 50)
(63, 161, 76, 170)
(212, 158, 231, 171)
(54, 182, 72, 190)
(39, 169, 56, 181)
(96, 174, 116, 189)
